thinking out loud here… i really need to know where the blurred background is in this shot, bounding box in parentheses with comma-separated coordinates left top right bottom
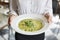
(0, 0, 60, 40)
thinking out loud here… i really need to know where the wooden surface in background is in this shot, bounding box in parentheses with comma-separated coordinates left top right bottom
(0, 1, 9, 5)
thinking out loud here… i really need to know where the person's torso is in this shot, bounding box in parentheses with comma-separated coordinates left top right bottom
(17, 0, 47, 15)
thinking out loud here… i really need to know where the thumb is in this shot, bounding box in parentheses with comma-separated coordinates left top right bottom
(8, 15, 18, 25)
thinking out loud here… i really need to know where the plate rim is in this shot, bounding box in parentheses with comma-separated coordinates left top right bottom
(11, 14, 49, 35)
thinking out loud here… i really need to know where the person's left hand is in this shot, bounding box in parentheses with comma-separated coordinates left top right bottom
(44, 13, 52, 23)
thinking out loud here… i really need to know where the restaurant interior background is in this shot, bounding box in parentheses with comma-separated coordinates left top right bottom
(0, 0, 60, 40)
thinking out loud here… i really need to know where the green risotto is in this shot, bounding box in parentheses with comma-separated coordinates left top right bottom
(18, 19, 43, 32)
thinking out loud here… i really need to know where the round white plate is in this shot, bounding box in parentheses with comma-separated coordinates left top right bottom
(11, 14, 49, 35)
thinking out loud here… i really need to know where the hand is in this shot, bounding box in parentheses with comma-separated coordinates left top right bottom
(8, 14, 18, 25)
(44, 13, 52, 23)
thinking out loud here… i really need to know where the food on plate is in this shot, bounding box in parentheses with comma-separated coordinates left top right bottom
(18, 19, 43, 32)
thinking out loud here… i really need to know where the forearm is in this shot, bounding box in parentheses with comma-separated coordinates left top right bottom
(10, 0, 18, 16)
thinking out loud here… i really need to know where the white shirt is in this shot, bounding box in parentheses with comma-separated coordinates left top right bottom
(10, 0, 53, 16)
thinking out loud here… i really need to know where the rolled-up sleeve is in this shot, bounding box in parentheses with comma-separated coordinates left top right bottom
(45, 0, 53, 17)
(10, 0, 18, 15)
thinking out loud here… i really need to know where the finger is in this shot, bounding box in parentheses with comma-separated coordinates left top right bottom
(10, 15, 17, 24)
(44, 13, 50, 19)
(48, 16, 52, 23)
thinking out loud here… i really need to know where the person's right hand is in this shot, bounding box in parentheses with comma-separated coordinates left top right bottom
(8, 14, 18, 25)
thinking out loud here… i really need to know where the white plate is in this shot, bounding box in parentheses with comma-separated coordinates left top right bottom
(11, 14, 49, 35)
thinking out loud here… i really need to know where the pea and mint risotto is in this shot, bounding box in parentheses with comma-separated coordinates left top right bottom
(18, 19, 43, 32)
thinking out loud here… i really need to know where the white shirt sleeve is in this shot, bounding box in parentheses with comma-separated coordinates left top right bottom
(45, 0, 53, 17)
(10, 0, 18, 15)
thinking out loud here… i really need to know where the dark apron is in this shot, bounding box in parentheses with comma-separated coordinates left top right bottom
(15, 32, 45, 40)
